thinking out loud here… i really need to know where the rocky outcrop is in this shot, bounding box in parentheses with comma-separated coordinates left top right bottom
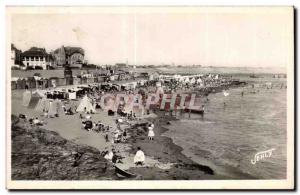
(11, 115, 116, 180)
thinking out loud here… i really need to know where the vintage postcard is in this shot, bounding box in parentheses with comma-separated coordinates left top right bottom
(6, 6, 294, 190)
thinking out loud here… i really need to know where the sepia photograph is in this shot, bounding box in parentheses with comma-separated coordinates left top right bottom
(6, 6, 294, 190)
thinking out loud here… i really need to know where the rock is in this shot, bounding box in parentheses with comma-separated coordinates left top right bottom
(11, 115, 116, 180)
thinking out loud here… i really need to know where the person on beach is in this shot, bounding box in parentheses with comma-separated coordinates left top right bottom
(43, 109, 48, 118)
(148, 123, 155, 140)
(79, 114, 84, 119)
(200, 105, 205, 119)
(122, 130, 127, 142)
(33, 117, 40, 124)
(134, 147, 145, 166)
(114, 130, 121, 143)
(33, 117, 43, 126)
(105, 133, 109, 142)
(104, 149, 114, 161)
(19, 114, 27, 120)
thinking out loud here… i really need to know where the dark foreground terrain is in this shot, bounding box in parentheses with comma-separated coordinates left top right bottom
(11, 115, 117, 180)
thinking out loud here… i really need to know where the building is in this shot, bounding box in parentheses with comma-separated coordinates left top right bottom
(52, 46, 85, 68)
(21, 47, 54, 70)
(11, 44, 22, 67)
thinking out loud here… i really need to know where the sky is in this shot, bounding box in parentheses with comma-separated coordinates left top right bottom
(10, 8, 293, 68)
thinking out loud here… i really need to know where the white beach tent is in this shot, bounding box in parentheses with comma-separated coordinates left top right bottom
(184, 77, 190, 83)
(196, 78, 203, 84)
(76, 95, 96, 113)
(179, 77, 185, 82)
(48, 99, 64, 117)
(22, 90, 31, 107)
(190, 77, 196, 84)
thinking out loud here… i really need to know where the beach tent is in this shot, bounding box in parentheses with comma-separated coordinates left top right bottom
(184, 77, 190, 83)
(48, 99, 64, 117)
(35, 97, 51, 113)
(32, 89, 46, 98)
(22, 90, 31, 107)
(27, 92, 44, 109)
(197, 78, 203, 84)
(190, 78, 196, 84)
(76, 95, 96, 113)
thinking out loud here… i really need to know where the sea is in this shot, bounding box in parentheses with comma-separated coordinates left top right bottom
(162, 74, 287, 179)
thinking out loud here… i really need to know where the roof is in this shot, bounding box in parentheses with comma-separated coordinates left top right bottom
(64, 46, 84, 56)
(11, 44, 21, 52)
(22, 47, 48, 57)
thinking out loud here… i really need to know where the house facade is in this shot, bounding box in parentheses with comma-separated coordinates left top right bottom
(11, 44, 22, 67)
(21, 47, 53, 69)
(53, 46, 85, 68)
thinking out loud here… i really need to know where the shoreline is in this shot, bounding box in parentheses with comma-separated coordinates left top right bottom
(125, 82, 260, 180)
(126, 109, 256, 180)
(126, 112, 222, 180)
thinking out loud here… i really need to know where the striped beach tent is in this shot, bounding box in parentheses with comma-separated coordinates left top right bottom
(35, 97, 51, 113)
(48, 99, 64, 117)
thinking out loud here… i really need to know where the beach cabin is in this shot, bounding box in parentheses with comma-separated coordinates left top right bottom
(73, 77, 81, 85)
(65, 77, 73, 85)
(11, 80, 17, 90)
(57, 78, 67, 86)
(81, 77, 87, 84)
(17, 78, 26, 89)
(87, 77, 94, 84)
(97, 76, 106, 83)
